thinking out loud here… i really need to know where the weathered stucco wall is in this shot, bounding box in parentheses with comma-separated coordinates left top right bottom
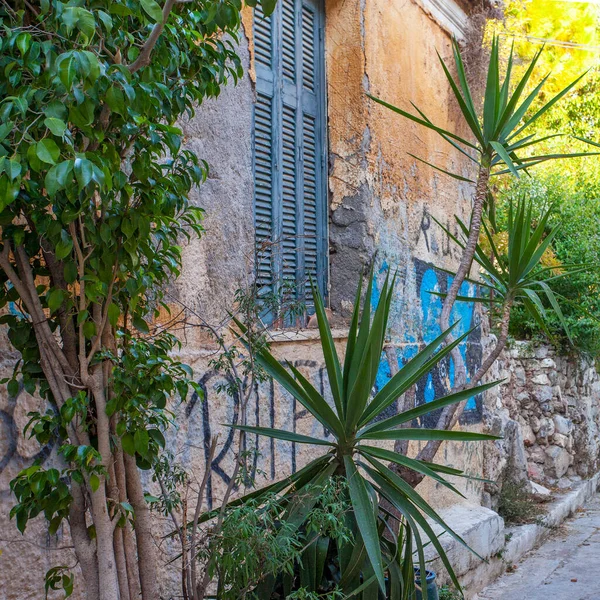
(0, 1, 494, 597)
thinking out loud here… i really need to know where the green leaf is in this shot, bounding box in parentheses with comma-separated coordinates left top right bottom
(4, 159, 22, 181)
(45, 160, 73, 196)
(36, 139, 60, 165)
(57, 53, 76, 90)
(368, 94, 479, 150)
(55, 230, 73, 260)
(83, 321, 96, 339)
(233, 316, 344, 437)
(360, 380, 501, 436)
(74, 158, 94, 189)
(407, 153, 475, 182)
(359, 322, 463, 427)
(47, 289, 65, 313)
(0, 121, 14, 143)
(141, 0, 164, 22)
(360, 428, 500, 442)
(121, 433, 135, 456)
(90, 473, 100, 492)
(105, 86, 126, 116)
(287, 361, 345, 439)
(134, 429, 149, 457)
(358, 445, 465, 497)
(132, 315, 149, 334)
(7, 378, 19, 397)
(108, 303, 120, 327)
(230, 425, 335, 446)
(16, 32, 31, 56)
(490, 141, 519, 177)
(260, 0, 278, 16)
(0, 176, 19, 209)
(309, 278, 344, 417)
(44, 118, 67, 137)
(344, 456, 385, 593)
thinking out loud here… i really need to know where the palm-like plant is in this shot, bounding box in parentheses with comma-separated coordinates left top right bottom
(369, 37, 596, 335)
(229, 274, 499, 598)
(436, 196, 586, 383)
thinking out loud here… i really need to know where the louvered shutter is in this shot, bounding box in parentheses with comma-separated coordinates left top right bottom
(253, 0, 327, 322)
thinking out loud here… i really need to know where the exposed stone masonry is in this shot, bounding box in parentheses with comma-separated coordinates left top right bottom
(483, 341, 600, 508)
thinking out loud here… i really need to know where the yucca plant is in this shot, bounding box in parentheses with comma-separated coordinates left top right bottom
(368, 37, 597, 334)
(226, 274, 500, 598)
(435, 196, 587, 381)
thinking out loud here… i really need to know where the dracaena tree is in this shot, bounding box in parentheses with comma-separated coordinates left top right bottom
(0, 1, 272, 599)
(225, 278, 498, 598)
(426, 196, 586, 434)
(369, 36, 597, 473)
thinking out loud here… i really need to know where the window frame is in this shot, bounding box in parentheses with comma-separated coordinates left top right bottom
(252, 0, 329, 323)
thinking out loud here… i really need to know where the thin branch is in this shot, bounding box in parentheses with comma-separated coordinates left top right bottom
(128, 0, 178, 74)
(190, 437, 218, 600)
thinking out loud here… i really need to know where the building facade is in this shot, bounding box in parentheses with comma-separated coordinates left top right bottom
(0, 0, 490, 597)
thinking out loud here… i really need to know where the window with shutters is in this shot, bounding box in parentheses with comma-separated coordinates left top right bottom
(252, 0, 327, 325)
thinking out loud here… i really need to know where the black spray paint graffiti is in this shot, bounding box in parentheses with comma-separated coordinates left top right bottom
(185, 361, 330, 509)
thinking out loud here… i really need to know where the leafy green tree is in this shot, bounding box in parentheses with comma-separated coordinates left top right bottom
(0, 1, 270, 598)
(500, 0, 600, 95)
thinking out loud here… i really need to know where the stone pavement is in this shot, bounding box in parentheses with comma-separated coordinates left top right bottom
(475, 495, 600, 600)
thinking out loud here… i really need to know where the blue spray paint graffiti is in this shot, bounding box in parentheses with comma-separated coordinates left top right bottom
(373, 257, 483, 426)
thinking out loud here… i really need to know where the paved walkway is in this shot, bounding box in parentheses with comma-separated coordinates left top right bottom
(475, 495, 600, 600)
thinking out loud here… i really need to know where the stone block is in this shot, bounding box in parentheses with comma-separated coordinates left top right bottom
(532, 373, 550, 385)
(424, 503, 505, 577)
(528, 461, 544, 480)
(552, 432, 568, 448)
(553, 414, 572, 435)
(541, 358, 556, 369)
(545, 445, 571, 479)
(529, 481, 551, 501)
(533, 385, 553, 403)
(538, 417, 555, 440)
(529, 446, 546, 464)
(557, 477, 572, 489)
(521, 423, 536, 446)
(514, 366, 526, 386)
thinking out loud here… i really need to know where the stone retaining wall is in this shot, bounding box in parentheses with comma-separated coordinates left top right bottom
(483, 341, 600, 507)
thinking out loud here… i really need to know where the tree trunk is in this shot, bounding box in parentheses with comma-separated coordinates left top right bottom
(440, 162, 491, 334)
(70, 484, 100, 600)
(116, 448, 143, 600)
(403, 298, 513, 484)
(124, 453, 159, 600)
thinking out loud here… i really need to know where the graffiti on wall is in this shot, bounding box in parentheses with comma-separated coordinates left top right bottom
(184, 257, 483, 506)
(371, 257, 482, 428)
(0, 256, 483, 503)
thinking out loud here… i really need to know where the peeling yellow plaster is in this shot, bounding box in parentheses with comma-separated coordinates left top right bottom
(325, 0, 476, 265)
(241, 5, 256, 84)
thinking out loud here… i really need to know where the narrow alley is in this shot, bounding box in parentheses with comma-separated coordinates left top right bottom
(476, 496, 600, 600)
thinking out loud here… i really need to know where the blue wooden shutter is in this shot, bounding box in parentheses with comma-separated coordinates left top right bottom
(253, 0, 327, 320)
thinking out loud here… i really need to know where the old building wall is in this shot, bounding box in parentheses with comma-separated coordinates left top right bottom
(0, 1, 495, 598)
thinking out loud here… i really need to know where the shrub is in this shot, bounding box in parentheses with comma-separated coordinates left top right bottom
(497, 481, 542, 525)
(498, 173, 600, 356)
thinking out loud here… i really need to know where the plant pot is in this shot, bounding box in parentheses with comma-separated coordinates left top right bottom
(414, 568, 438, 600)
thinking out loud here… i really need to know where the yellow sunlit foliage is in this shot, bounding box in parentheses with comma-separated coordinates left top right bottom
(491, 0, 600, 94)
